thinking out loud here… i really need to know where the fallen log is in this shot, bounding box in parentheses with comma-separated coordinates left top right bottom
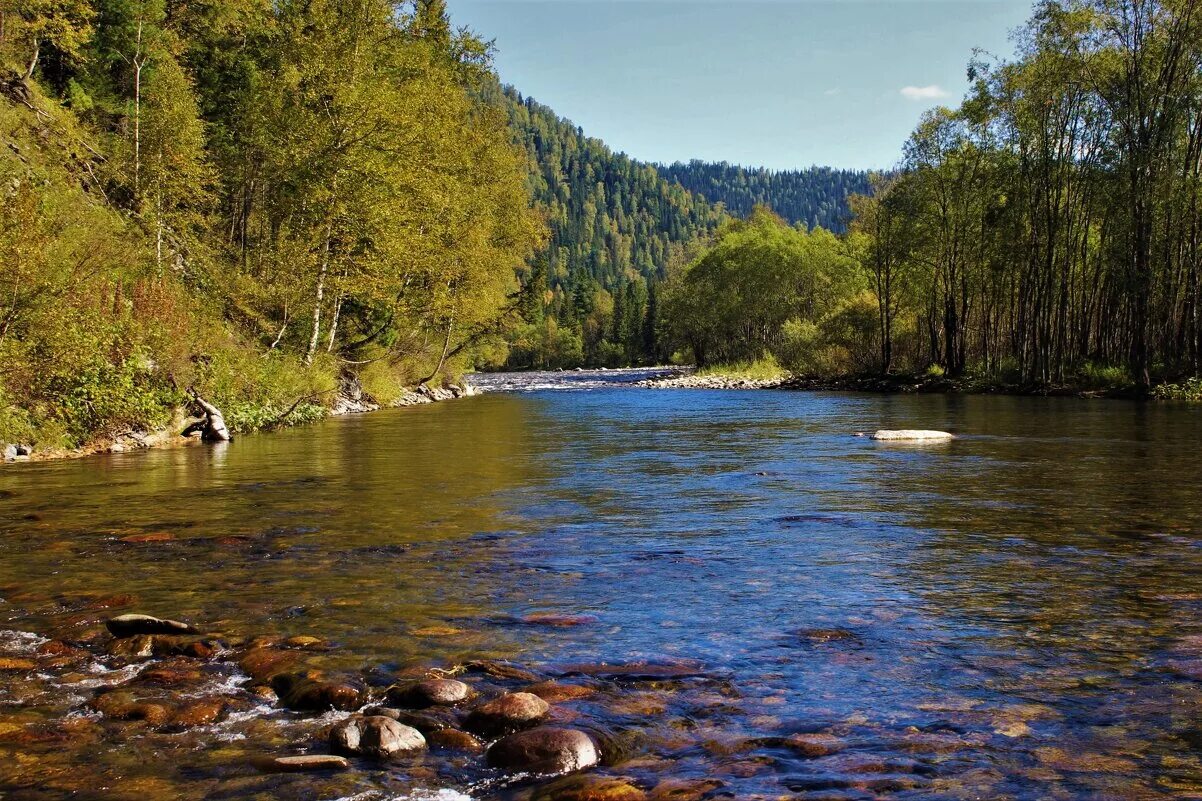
(182, 390, 231, 442)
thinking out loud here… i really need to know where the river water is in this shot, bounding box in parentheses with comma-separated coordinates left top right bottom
(3, 370, 1202, 799)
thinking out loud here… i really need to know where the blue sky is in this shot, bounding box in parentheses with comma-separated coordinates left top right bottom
(449, 0, 1035, 170)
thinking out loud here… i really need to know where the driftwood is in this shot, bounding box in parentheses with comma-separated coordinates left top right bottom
(182, 389, 231, 442)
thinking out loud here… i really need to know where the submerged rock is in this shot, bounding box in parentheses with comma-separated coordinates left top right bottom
(171, 698, 226, 727)
(427, 728, 484, 751)
(466, 692, 550, 736)
(486, 726, 600, 774)
(0, 657, 36, 670)
(256, 754, 349, 773)
(238, 647, 299, 681)
(272, 673, 365, 711)
(105, 614, 197, 638)
(387, 678, 470, 708)
(533, 775, 646, 801)
(463, 659, 542, 682)
(330, 715, 426, 758)
(366, 706, 459, 734)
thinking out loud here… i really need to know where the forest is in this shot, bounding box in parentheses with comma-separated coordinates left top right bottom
(0, 0, 540, 449)
(661, 0, 1202, 398)
(658, 161, 871, 232)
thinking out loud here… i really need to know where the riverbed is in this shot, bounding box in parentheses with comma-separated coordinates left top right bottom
(3, 371, 1202, 799)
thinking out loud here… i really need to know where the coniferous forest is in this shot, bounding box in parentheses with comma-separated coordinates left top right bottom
(658, 161, 872, 232)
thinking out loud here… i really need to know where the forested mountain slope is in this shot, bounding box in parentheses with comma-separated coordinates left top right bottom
(498, 88, 871, 367)
(659, 161, 872, 232)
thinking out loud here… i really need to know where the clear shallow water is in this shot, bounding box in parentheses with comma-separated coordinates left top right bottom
(3, 374, 1202, 799)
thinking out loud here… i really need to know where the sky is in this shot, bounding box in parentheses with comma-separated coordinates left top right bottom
(449, 0, 1036, 171)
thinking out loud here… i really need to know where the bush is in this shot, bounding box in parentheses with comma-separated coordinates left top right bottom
(1153, 377, 1202, 400)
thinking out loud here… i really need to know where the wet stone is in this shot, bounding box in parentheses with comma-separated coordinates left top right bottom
(365, 706, 459, 734)
(558, 661, 709, 681)
(533, 775, 646, 801)
(238, 647, 299, 681)
(0, 657, 36, 670)
(387, 678, 470, 708)
(463, 660, 542, 682)
(273, 673, 365, 711)
(525, 681, 598, 703)
(106, 635, 155, 659)
(487, 726, 600, 774)
(105, 614, 197, 638)
(256, 754, 350, 773)
(466, 691, 550, 736)
(427, 728, 484, 751)
(329, 715, 426, 758)
(171, 698, 226, 726)
(646, 779, 725, 801)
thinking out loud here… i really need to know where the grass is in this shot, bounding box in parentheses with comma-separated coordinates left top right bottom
(696, 356, 790, 382)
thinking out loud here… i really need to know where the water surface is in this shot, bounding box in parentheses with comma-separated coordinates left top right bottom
(3, 373, 1202, 799)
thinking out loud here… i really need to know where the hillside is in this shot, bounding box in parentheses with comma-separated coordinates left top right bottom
(659, 161, 872, 232)
(498, 88, 871, 367)
(0, 0, 538, 453)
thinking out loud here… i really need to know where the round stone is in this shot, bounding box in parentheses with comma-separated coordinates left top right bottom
(486, 726, 600, 774)
(466, 691, 549, 736)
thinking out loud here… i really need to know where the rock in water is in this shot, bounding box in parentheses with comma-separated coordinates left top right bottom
(330, 715, 426, 758)
(466, 692, 550, 736)
(869, 429, 955, 441)
(256, 754, 349, 773)
(105, 614, 197, 638)
(272, 673, 365, 711)
(387, 678, 470, 708)
(486, 726, 600, 774)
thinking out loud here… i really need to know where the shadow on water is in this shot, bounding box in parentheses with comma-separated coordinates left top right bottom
(3, 380, 1202, 799)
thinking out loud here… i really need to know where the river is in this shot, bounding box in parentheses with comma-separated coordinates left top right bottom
(3, 370, 1202, 799)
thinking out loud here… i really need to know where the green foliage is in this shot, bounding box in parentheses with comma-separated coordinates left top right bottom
(0, 0, 541, 449)
(662, 206, 861, 367)
(659, 161, 871, 232)
(696, 356, 786, 381)
(1153, 378, 1202, 401)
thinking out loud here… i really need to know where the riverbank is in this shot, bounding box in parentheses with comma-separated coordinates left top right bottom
(1, 382, 477, 465)
(636, 367, 1157, 399)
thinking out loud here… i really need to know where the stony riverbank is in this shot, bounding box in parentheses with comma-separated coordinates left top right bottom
(636, 368, 1139, 398)
(0, 596, 1011, 800)
(1, 382, 477, 464)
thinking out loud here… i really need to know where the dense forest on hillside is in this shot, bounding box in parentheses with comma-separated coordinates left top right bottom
(663, 0, 1202, 398)
(0, 0, 539, 449)
(659, 161, 871, 232)
(497, 92, 877, 369)
(497, 87, 723, 367)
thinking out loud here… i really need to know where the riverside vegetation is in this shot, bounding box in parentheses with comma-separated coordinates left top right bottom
(8, 0, 1202, 458)
(0, 0, 539, 454)
(644, 0, 1202, 399)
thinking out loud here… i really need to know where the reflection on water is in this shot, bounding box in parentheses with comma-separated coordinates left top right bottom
(3, 378, 1202, 799)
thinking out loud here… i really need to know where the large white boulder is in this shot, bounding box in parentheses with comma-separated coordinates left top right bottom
(869, 429, 955, 441)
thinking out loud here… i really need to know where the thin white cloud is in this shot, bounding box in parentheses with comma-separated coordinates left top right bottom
(823, 88, 841, 96)
(900, 84, 950, 101)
